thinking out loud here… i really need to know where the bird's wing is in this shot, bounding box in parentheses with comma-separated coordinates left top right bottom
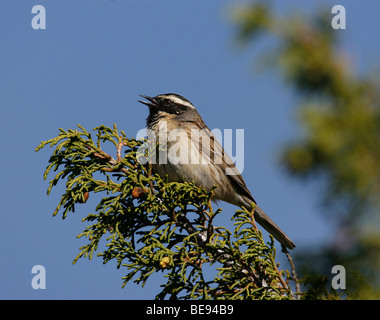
(193, 119, 256, 204)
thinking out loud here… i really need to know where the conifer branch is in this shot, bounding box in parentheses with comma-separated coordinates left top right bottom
(36, 124, 297, 299)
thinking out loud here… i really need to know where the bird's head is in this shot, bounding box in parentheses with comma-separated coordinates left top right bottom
(139, 93, 199, 128)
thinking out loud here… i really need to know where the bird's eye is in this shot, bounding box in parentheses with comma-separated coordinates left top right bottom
(165, 99, 173, 106)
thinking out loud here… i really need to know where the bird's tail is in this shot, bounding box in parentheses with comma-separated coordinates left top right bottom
(253, 205, 295, 250)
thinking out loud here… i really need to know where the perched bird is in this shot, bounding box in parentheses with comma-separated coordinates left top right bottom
(139, 93, 295, 249)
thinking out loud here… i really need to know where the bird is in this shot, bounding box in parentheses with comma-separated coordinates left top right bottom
(139, 93, 295, 249)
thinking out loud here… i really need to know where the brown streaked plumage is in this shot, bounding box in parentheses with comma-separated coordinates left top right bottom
(139, 93, 295, 249)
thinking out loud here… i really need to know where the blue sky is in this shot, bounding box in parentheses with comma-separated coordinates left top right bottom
(1, 0, 380, 299)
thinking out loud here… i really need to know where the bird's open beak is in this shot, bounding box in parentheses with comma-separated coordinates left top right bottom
(138, 95, 157, 108)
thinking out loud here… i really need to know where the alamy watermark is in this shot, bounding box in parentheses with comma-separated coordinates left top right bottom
(135, 123, 245, 175)
(31, 4, 346, 31)
(31, 265, 46, 290)
(331, 5, 346, 30)
(31, 5, 46, 30)
(331, 265, 346, 290)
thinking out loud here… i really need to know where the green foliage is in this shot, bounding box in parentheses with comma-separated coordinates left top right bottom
(233, 1, 380, 211)
(233, 1, 380, 298)
(36, 124, 295, 300)
(300, 275, 346, 300)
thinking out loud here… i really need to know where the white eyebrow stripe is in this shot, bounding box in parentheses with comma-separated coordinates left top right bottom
(167, 95, 195, 109)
